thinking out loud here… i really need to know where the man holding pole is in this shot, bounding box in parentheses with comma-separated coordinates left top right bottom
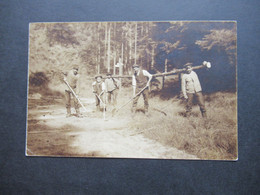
(92, 75, 105, 113)
(63, 66, 81, 118)
(181, 63, 207, 118)
(132, 64, 153, 115)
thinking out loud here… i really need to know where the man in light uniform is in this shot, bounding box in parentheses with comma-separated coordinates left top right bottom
(105, 72, 120, 108)
(63, 66, 81, 117)
(132, 64, 153, 115)
(181, 63, 207, 118)
(92, 75, 105, 112)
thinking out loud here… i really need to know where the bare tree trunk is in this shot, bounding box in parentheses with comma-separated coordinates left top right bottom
(164, 58, 168, 73)
(134, 22, 137, 65)
(151, 45, 155, 70)
(129, 24, 132, 64)
(97, 23, 101, 74)
(107, 26, 111, 72)
(113, 53, 116, 75)
(162, 58, 168, 89)
(104, 22, 108, 69)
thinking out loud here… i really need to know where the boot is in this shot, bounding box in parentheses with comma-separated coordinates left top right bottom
(185, 111, 191, 117)
(201, 111, 207, 118)
(131, 107, 136, 118)
(75, 108, 82, 118)
(96, 105, 100, 112)
(145, 108, 150, 117)
(66, 107, 72, 118)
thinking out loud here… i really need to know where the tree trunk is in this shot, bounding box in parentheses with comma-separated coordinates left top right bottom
(151, 45, 155, 70)
(134, 22, 137, 65)
(104, 22, 108, 69)
(107, 26, 111, 72)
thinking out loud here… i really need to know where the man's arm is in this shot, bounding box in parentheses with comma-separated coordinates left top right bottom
(99, 82, 106, 96)
(181, 74, 188, 99)
(104, 79, 108, 93)
(143, 70, 153, 88)
(75, 75, 80, 95)
(92, 82, 96, 93)
(132, 75, 136, 96)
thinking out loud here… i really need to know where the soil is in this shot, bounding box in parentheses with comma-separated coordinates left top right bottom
(26, 96, 198, 159)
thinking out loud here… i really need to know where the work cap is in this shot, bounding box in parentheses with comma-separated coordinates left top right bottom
(106, 72, 112, 76)
(183, 63, 193, 68)
(132, 64, 139, 68)
(95, 74, 102, 79)
(73, 66, 79, 71)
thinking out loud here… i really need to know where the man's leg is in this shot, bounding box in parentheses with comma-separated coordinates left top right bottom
(112, 90, 118, 106)
(132, 92, 141, 114)
(186, 93, 194, 117)
(73, 97, 81, 117)
(65, 90, 71, 117)
(142, 88, 149, 113)
(196, 92, 207, 118)
(95, 95, 100, 112)
(107, 92, 111, 105)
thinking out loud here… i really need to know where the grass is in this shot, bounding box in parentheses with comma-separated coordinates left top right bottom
(118, 90, 238, 160)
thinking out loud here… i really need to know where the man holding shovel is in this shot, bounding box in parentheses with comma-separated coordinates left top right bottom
(63, 66, 81, 118)
(132, 64, 153, 116)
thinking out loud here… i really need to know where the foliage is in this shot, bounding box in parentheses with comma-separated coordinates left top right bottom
(28, 21, 237, 93)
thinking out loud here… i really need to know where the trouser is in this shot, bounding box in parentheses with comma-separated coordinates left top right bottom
(65, 90, 80, 114)
(95, 94, 104, 111)
(107, 90, 118, 106)
(132, 88, 149, 113)
(186, 92, 207, 117)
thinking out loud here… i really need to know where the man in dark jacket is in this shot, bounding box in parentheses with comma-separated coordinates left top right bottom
(132, 64, 152, 115)
(63, 66, 81, 117)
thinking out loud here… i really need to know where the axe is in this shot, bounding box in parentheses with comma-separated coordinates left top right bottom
(111, 85, 148, 116)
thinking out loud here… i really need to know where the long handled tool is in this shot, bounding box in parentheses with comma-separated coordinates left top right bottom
(64, 79, 87, 112)
(95, 93, 107, 121)
(112, 86, 148, 116)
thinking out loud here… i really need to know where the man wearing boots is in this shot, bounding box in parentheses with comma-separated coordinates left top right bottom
(63, 66, 81, 117)
(132, 64, 153, 116)
(105, 72, 120, 109)
(181, 63, 207, 118)
(92, 75, 105, 112)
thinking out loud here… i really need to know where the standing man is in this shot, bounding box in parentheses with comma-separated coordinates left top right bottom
(105, 72, 120, 108)
(92, 75, 105, 112)
(132, 64, 153, 115)
(181, 63, 207, 118)
(63, 66, 81, 117)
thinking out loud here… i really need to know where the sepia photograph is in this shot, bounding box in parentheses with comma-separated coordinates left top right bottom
(26, 21, 237, 160)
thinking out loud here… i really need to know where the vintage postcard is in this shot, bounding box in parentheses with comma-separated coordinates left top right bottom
(26, 21, 237, 160)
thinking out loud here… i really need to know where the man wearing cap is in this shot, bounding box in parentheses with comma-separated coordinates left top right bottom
(92, 75, 105, 112)
(132, 64, 153, 115)
(181, 63, 207, 118)
(104, 72, 120, 108)
(63, 66, 81, 117)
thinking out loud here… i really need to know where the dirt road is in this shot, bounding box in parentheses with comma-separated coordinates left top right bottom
(26, 97, 197, 159)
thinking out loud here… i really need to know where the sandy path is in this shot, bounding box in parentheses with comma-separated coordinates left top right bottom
(28, 98, 198, 159)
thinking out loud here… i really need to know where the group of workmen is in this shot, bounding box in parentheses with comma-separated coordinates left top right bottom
(63, 63, 207, 118)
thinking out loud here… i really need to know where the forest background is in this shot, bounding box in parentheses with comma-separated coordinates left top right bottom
(28, 21, 236, 97)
